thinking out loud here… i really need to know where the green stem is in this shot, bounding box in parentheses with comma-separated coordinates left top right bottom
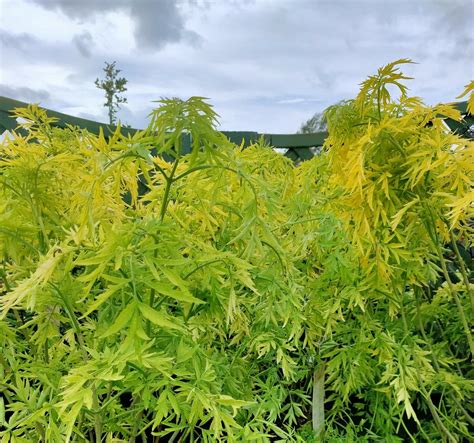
(147, 249, 158, 336)
(159, 157, 180, 222)
(397, 274, 409, 338)
(129, 405, 143, 442)
(30, 164, 49, 252)
(312, 365, 325, 439)
(449, 230, 473, 312)
(51, 284, 103, 441)
(150, 161, 169, 181)
(92, 389, 102, 443)
(53, 287, 87, 352)
(399, 296, 409, 336)
(159, 178, 173, 221)
(414, 287, 474, 426)
(434, 319, 463, 375)
(423, 209, 473, 358)
(435, 244, 474, 358)
(376, 77, 382, 120)
(418, 382, 457, 443)
(168, 431, 180, 443)
(183, 259, 227, 280)
(43, 340, 49, 364)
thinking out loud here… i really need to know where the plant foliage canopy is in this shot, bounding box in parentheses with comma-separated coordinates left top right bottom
(0, 60, 473, 442)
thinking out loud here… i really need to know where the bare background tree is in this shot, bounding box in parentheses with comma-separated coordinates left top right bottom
(95, 61, 128, 125)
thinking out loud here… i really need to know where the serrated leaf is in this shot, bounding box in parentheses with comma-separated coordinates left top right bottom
(143, 280, 204, 304)
(81, 281, 128, 317)
(101, 302, 136, 338)
(138, 302, 183, 330)
(390, 198, 419, 231)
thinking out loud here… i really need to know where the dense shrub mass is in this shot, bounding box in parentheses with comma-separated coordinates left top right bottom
(0, 61, 473, 442)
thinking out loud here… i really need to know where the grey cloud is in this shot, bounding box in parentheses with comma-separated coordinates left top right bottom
(130, 0, 201, 49)
(25, 0, 121, 20)
(72, 31, 94, 58)
(182, 30, 203, 48)
(439, 2, 473, 62)
(27, 0, 200, 50)
(431, 0, 473, 32)
(0, 30, 99, 79)
(0, 30, 37, 51)
(0, 84, 50, 102)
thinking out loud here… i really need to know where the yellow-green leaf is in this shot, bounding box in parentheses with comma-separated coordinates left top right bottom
(138, 303, 183, 330)
(101, 302, 136, 338)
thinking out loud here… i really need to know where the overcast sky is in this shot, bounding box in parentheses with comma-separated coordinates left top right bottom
(0, 0, 473, 133)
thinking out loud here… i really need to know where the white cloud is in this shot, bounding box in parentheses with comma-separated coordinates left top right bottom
(0, 0, 472, 133)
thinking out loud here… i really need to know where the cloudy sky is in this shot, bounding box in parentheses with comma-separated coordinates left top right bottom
(0, 0, 472, 133)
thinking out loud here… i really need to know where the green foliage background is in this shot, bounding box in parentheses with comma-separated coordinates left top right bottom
(0, 61, 473, 442)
